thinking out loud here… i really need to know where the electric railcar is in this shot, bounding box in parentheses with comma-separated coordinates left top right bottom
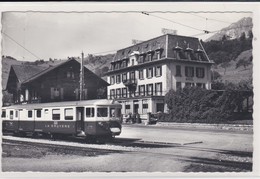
(2, 99, 122, 140)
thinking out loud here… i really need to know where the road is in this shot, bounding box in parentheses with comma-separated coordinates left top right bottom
(2, 124, 253, 172)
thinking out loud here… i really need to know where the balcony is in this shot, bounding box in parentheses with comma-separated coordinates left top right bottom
(123, 79, 137, 86)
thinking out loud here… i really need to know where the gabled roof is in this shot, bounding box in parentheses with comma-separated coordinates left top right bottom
(11, 65, 48, 83)
(21, 58, 108, 86)
(22, 58, 74, 84)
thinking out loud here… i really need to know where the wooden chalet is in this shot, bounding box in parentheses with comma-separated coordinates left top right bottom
(5, 58, 108, 104)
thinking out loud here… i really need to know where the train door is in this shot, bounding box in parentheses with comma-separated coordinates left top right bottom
(76, 107, 85, 133)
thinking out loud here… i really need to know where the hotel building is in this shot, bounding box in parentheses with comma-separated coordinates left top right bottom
(106, 34, 213, 118)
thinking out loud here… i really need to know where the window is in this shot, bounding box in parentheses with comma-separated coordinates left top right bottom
(185, 66, 194, 77)
(122, 73, 127, 82)
(97, 107, 108, 117)
(122, 61, 127, 68)
(122, 88, 127, 98)
(15, 110, 18, 118)
(52, 109, 60, 120)
(139, 55, 144, 64)
(110, 108, 121, 118)
(86, 108, 95, 117)
(110, 76, 115, 85)
(139, 85, 145, 96)
(116, 88, 121, 98)
(28, 110, 32, 118)
(131, 59, 134, 66)
(185, 83, 195, 87)
(65, 108, 73, 120)
(110, 89, 115, 99)
(148, 54, 152, 61)
(1, 110, 6, 118)
(155, 66, 162, 77)
(156, 51, 161, 59)
(147, 84, 153, 96)
(130, 71, 135, 80)
(139, 69, 144, 80)
(196, 67, 205, 78)
(176, 65, 182, 77)
(36, 109, 41, 118)
(155, 83, 162, 95)
(147, 67, 153, 78)
(125, 104, 131, 114)
(9, 111, 14, 119)
(142, 103, 148, 114)
(116, 75, 121, 83)
(176, 82, 182, 90)
(67, 71, 74, 79)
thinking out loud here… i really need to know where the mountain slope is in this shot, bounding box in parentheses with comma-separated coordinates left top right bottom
(206, 17, 253, 42)
(213, 49, 252, 84)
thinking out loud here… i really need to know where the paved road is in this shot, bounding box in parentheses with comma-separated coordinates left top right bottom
(2, 125, 253, 172)
(120, 124, 253, 152)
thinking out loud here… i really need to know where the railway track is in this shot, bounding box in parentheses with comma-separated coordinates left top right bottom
(2, 134, 198, 156)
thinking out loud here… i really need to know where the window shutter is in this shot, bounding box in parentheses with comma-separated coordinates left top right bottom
(75, 88, 79, 100)
(192, 67, 194, 77)
(185, 67, 188, 77)
(50, 87, 54, 99)
(60, 88, 64, 100)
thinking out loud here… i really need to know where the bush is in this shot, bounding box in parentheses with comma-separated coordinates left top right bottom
(162, 86, 252, 124)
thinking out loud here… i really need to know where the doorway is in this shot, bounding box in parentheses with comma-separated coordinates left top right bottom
(76, 107, 84, 133)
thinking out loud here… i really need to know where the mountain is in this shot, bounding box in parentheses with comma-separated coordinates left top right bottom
(206, 17, 253, 42)
(212, 49, 252, 84)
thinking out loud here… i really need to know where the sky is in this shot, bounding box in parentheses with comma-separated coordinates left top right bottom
(1, 3, 254, 62)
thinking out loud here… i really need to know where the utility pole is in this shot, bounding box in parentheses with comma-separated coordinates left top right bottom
(80, 51, 84, 101)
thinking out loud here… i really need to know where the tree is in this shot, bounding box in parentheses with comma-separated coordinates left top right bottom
(240, 32, 246, 41)
(236, 58, 251, 69)
(220, 62, 231, 75)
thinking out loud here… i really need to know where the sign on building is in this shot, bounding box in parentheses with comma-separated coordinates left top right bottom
(161, 28, 177, 35)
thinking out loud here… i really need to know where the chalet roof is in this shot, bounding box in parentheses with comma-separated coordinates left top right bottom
(21, 58, 108, 86)
(11, 65, 48, 83)
(22, 58, 74, 84)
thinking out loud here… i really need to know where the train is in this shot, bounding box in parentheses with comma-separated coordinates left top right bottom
(1, 99, 122, 141)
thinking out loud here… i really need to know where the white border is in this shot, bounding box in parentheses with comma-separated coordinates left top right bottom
(0, 2, 259, 178)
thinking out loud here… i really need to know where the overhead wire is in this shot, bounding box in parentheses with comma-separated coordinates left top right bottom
(2, 31, 42, 60)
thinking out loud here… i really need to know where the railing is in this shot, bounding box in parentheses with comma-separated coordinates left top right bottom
(123, 79, 137, 86)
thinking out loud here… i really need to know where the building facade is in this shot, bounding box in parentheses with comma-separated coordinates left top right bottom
(5, 58, 108, 104)
(106, 34, 213, 118)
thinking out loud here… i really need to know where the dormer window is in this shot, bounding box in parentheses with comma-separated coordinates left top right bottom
(156, 51, 161, 60)
(148, 54, 152, 61)
(139, 55, 144, 64)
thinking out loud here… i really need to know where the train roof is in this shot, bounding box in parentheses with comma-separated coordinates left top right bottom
(2, 99, 121, 109)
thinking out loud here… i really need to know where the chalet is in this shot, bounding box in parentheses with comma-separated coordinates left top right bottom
(5, 58, 108, 104)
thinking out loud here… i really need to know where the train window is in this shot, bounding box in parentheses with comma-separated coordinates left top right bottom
(110, 108, 121, 118)
(15, 110, 18, 118)
(28, 110, 33, 118)
(1, 110, 6, 118)
(86, 108, 95, 117)
(52, 109, 60, 120)
(10, 111, 14, 119)
(65, 108, 73, 120)
(97, 107, 108, 117)
(36, 109, 42, 118)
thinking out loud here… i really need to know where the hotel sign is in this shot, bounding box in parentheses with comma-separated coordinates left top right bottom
(162, 28, 177, 35)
